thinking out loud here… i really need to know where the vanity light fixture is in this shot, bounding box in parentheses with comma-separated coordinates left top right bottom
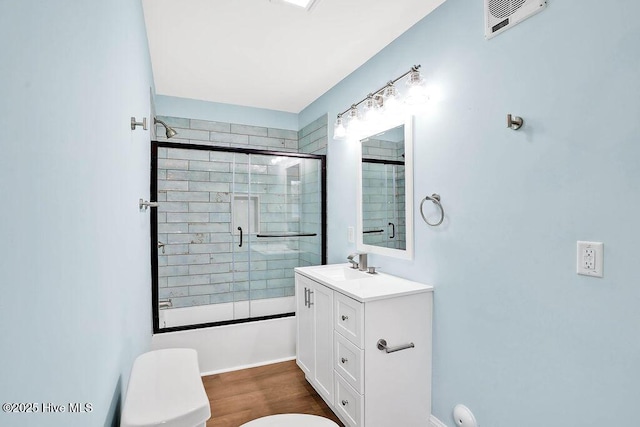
(333, 65, 427, 140)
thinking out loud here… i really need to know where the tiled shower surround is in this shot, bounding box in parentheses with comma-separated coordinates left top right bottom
(155, 116, 326, 311)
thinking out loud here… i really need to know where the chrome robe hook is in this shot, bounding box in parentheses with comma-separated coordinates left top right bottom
(507, 114, 524, 130)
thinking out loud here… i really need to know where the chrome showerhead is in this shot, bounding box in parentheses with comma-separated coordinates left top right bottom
(154, 118, 178, 139)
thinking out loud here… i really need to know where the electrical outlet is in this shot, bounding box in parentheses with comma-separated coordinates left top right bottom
(577, 241, 603, 277)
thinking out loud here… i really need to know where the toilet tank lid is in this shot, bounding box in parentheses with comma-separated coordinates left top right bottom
(121, 348, 211, 427)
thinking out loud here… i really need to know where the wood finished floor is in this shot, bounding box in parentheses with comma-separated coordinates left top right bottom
(203, 360, 344, 427)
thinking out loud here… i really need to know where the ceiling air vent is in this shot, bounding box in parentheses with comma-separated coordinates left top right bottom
(485, 0, 547, 39)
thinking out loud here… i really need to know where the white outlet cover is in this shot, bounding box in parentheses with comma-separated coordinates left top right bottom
(577, 241, 604, 278)
(453, 404, 477, 427)
(347, 226, 355, 243)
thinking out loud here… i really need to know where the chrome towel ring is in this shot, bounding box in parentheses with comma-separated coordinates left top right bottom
(420, 193, 444, 226)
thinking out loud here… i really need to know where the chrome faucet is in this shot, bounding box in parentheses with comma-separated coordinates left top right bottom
(347, 253, 368, 272)
(347, 253, 359, 269)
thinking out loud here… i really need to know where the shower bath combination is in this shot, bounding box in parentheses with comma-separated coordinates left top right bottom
(151, 142, 326, 331)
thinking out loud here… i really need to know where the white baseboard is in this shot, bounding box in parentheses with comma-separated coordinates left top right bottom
(200, 356, 296, 377)
(430, 414, 448, 427)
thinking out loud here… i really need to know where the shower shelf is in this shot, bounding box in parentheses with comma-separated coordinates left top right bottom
(256, 233, 318, 238)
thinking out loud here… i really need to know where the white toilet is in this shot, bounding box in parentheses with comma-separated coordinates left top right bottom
(121, 348, 211, 427)
(240, 414, 339, 427)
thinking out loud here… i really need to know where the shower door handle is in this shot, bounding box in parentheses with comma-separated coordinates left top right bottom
(238, 226, 243, 247)
(388, 222, 395, 239)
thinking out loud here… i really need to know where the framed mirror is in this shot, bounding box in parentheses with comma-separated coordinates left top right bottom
(357, 116, 413, 260)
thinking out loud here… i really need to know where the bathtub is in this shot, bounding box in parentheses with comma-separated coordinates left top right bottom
(152, 296, 296, 374)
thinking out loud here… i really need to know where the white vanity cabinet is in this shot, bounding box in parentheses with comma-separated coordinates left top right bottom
(295, 264, 433, 427)
(296, 273, 335, 404)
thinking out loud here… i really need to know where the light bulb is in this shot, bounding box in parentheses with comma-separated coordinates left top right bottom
(363, 95, 382, 123)
(333, 115, 346, 139)
(346, 106, 363, 139)
(347, 105, 360, 121)
(383, 84, 398, 101)
(382, 84, 400, 113)
(405, 68, 428, 105)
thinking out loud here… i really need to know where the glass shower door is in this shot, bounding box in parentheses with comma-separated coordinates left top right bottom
(153, 143, 324, 331)
(243, 153, 323, 319)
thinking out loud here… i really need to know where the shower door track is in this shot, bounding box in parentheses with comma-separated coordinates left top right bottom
(150, 141, 327, 334)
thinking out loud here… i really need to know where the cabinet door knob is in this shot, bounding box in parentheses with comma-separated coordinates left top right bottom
(341, 400, 349, 406)
(341, 357, 348, 364)
(341, 315, 349, 321)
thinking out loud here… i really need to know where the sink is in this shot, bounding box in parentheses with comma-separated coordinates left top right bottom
(316, 266, 372, 282)
(296, 263, 433, 302)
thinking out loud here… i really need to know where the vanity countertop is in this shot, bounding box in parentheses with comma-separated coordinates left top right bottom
(295, 263, 433, 303)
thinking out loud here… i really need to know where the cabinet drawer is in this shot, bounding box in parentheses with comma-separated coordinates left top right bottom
(334, 331, 364, 393)
(334, 371, 363, 427)
(334, 293, 363, 348)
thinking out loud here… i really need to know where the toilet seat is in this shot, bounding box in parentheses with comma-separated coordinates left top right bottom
(239, 414, 339, 427)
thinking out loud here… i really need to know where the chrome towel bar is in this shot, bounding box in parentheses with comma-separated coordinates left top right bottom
(377, 338, 415, 354)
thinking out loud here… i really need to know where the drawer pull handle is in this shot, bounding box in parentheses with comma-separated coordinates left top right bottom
(341, 315, 349, 321)
(341, 400, 349, 406)
(341, 357, 348, 364)
(377, 338, 415, 354)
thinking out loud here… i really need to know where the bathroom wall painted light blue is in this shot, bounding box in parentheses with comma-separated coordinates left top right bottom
(301, 0, 640, 426)
(2, 0, 639, 426)
(0, 1, 154, 426)
(156, 95, 299, 130)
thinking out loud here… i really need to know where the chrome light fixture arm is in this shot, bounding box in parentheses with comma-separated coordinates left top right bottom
(335, 65, 421, 119)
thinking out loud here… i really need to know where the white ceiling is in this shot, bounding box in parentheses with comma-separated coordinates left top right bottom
(142, 0, 445, 113)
